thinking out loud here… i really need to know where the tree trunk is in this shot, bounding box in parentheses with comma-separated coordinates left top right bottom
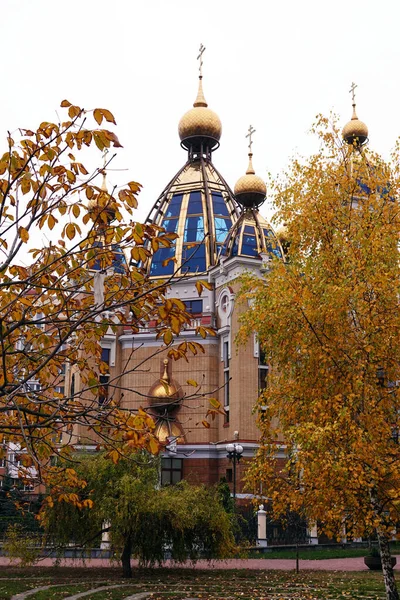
(377, 531, 399, 600)
(121, 536, 132, 578)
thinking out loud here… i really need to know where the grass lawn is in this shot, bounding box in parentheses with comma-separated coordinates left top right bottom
(0, 567, 394, 600)
(248, 544, 400, 560)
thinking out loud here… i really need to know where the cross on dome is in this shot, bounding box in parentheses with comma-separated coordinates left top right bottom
(197, 44, 206, 76)
(349, 82, 358, 104)
(246, 125, 256, 152)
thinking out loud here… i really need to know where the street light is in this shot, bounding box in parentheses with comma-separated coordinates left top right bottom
(226, 442, 244, 502)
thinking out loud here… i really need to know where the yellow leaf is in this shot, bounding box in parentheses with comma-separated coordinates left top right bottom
(19, 227, 29, 243)
(149, 437, 159, 455)
(102, 109, 117, 125)
(209, 397, 221, 409)
(66, 223, 75, 240)
(202, 420, 211, 429)
(60, 99, 72, 107)
(48, 214, 57, 230)
(93, 109, 103, 126)
(163, 330, 173, 345)
(187, 379, 198, 387)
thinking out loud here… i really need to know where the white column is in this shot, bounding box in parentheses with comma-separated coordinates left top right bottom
(308, 523, 319, 545)
(257, 504, 267, 547)
(100, 521, 111, 550)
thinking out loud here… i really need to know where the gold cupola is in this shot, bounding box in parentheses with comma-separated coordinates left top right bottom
(234, 126, 266, 208)
(87, 171, 116, 226)
(342, 83, 368, 147)
(147, 359, 183, 413)
(178, 45, 222, 153)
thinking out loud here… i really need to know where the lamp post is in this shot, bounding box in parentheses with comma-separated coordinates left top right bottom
(226, 442, 244, 502)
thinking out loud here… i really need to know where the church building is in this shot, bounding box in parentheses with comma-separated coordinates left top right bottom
(87, 48, 285, 498)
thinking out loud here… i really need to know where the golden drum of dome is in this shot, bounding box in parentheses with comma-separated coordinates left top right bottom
(234, 173, 266, 196)
(178, 107, 222, 142)
(147, 360, 182, 409)
(342, 118, 368, 140)
(148, 380, 180, 401)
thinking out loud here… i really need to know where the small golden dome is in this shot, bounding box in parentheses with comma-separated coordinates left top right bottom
(154, 419, 184, 443)
(179, 77, 222, 150)
(234, 153, 266, 208)
(87, 174, 116, 225)
(342, 105, 368, 146)
(147, 359, 183, 412)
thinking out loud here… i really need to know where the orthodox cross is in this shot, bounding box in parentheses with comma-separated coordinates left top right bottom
(349, 82, 358, 104)
(246, 125, 256, 152)
(197, 44, 206, 76)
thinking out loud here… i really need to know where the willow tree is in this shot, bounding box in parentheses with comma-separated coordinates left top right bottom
(0, 101, 211, 498)
(239, 114, 400, 599)
(39, 452, 235, 578)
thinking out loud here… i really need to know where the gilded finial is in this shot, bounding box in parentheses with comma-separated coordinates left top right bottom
(161, 359, 170, 384)
(349, 82, 358, 120)
(245, 125, 256, 174)
(194, 44, 207, 108)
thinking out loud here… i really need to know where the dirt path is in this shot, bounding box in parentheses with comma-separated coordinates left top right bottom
(1, 555, 396, 571)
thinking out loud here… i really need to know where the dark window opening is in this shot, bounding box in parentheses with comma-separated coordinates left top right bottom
(258, 346, 269, 392)
(223, 340, 230, 423)
(99, 347, 111, 406)
(184, 300, 203, 315)
(226, 468, 233, 483)
(70, 374, 75, 397)
(161, 457, 183, 485)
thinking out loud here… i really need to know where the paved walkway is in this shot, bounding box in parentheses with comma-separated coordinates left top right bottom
(1, 555, 398, 571)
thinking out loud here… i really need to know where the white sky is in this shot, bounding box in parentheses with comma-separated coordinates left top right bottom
(1, 0, 399, 227)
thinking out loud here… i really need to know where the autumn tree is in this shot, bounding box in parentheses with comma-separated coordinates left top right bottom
(39, 451, 235, 578)
(238, 116, 400, 599)
(0, 101, 213, 495)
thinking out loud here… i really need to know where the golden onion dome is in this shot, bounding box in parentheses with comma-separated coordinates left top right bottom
(154, 419, 184, 444)
(342, 104, 368, 147)
(87, 173, 116, 225)
(178, 76, 222, 150)
(234, 153, 266, 208)
(147, 359, 183, 412)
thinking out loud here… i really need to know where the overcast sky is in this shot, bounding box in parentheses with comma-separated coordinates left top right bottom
(1, 0, 399, 226)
